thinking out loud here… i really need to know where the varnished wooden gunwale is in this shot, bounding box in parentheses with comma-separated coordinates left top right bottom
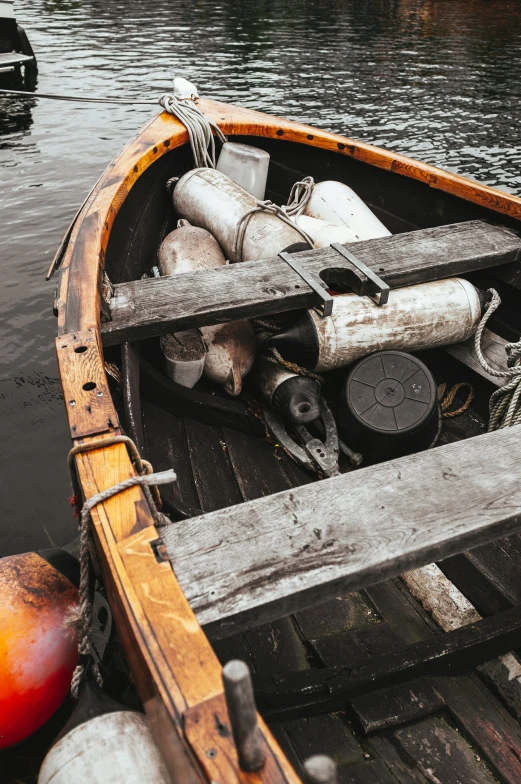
(55, 98, 521, 783)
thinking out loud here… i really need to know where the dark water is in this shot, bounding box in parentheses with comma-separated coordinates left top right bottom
(1, 0, 521, 776)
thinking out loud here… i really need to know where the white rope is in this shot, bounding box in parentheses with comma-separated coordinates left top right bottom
(473, 288, 521, 431)
(233, 200, 314, 262)
(159, 93, 227, 168)
(71, 469, 177, 698)
(284, 176, 315, 217)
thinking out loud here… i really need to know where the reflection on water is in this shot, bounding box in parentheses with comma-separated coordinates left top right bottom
(1, 0, 521, 558)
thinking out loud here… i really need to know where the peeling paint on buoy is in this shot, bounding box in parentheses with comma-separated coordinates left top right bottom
(0, 551, 78, 748)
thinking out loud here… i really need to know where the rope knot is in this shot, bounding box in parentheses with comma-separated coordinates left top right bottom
(159, 93, 227, 169)
(69, 467, 177, 698)
(284, 176, 315, 218)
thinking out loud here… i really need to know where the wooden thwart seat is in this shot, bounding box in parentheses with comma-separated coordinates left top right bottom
(101, 220, 521, 346)
(162, 426, 521, 639)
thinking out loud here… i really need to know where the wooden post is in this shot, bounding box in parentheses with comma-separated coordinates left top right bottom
(222, 660, 266, 772)
(303, 755, 338, 784)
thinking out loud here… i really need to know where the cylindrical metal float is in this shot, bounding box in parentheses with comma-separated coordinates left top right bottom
(173, 168, 305, 262)
(266, 278, 484, 372)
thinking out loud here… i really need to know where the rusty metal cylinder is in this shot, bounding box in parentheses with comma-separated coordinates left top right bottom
(267, 278, 484, 372)
(173, 168, 304, 262)
(253, 355, 321, 424)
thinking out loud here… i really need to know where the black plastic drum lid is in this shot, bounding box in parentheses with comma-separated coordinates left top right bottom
(342, 350, 443, 462)
(345, 351, 437, 436)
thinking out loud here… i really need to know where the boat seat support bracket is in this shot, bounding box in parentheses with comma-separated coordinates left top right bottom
(330, 243, 390, 305)
(279, 251, 334, 317)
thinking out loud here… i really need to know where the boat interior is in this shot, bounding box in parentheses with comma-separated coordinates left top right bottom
(95, 129, 521, 781)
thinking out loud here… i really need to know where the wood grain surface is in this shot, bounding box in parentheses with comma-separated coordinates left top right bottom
(445, 327, 511, 387)
(72, 439, 298, 783)
(163, 427, 521, 638)
(101, 221, 521, 346)
(56, 329, 119, 437)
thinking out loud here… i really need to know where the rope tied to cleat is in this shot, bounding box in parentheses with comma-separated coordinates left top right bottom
(70, 468, 177, 698)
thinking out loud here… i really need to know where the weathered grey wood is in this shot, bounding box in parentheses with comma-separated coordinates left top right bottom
(163, 427, 521, 639)
(121, 342, 146, 456)
(102, 221, 521, 346)
(445, 328, 510, 387)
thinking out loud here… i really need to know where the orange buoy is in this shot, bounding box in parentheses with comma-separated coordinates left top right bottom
(0, 548, 79, 748)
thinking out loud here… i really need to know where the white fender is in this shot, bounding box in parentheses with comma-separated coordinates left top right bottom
(310, 278, 482, 371)
(38, 711, 170, 783)
(159, 221, 255, 394)
(201, 321, 256, 396)
(304, 180, 391, 241)
(173, 169, 305, 262)
(269, 278, 483, 372)
(293, 214, 360, 247)
(158, 221, 225, 275)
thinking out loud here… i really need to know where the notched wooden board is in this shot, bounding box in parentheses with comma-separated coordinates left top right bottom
(56, 328, 119, 437)
(102, 221, 521, 346)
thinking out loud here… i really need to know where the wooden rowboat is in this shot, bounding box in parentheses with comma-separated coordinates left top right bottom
(54, 98, 521, 783)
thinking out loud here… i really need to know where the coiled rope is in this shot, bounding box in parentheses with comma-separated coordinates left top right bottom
(284, 176, 315, 217)
(474, 288, 521, 430)
(70, 468, 177, 698)
(437, 382, 474, 418)
(159, 93, 227, 168)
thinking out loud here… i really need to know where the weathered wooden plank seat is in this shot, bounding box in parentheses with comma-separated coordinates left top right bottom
(162, 426, 521, 639)
(101, 220, 521, 346)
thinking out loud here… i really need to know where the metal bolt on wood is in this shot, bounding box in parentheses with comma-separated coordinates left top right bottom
(222, 659, 266, 772)
(303, 755, 338, 784)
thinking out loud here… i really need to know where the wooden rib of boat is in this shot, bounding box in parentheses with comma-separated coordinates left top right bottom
(54, 98, 521, 783)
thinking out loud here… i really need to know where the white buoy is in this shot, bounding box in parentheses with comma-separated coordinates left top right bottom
(304, 180, 391, 241)
(293, 214, 360, 247)
(303, 755, 338, 784)
(38, 679, 170, 784)
(173, 168, 305, 262)
(159, 220, 255, 394)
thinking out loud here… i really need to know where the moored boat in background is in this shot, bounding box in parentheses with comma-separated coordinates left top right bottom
(0, 0, 36, 75)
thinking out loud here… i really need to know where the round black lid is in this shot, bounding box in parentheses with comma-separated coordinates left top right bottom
(345, 351, 437, 437)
